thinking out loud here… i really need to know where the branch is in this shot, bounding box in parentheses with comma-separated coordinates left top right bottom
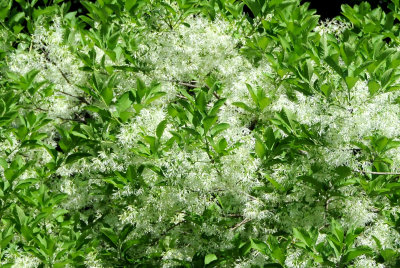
(231, 218, 251, 231)
(177, 81, 199, 88)
(150, 220, 185, 246)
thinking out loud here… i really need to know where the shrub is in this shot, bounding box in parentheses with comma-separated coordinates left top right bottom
(1, 0, 400, 267)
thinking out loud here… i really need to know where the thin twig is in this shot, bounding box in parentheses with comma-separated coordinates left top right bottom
(213, 91, 222, 100)
(53, 89, 88, 104)
(176, 81, 199, 88)
(150, 220, 185, 246)
(231, 218, 251, 231)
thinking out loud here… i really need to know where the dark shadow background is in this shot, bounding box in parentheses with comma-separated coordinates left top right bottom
(7, 0, 395, 24)
(303, 0, 391, 19)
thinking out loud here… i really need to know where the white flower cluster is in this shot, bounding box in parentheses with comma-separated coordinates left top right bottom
(1, 245, 40, 268)
(84, 250, 104, 268)
(314, 18, 351, 37)
(7, 16, 86, 119)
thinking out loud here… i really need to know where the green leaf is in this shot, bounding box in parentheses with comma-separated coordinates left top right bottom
(0, 0, 12, 20)
(218, 138, 228, 151)
(264, 127, 275, 150)
(0, 234, 13, 250)
(327, 238, 341, 259)
(258, 97, 271, 110)
(120, 224, 134, 241)
(331, 220, 344, 243)
(103, 177, 125, 189)
(293, 228, 312, 249)
(132, 103, 144, 113)
(273, 108, 296, 134)
(122, 239, 141, 254)
(267, 236, 287, 265)
(255, 136, 266, 158)
(368, 80, 380, 95)
(156, 119, 168, 139)
(345, 76, 358, 90)
(119, 111, 134, 122)
(210, 123, 230, 137)
(343, 246, 372, 263)
(204, 254, 217, 265)
(0, 157, 7, 169)
(265, 174, 285, 192)
(320, 84, 332, 97)
(232, 101, 253, 112)
(70, 131, 87, 139)
(101, 227, 119, 248)
(209, 98, 226, 116)
(334, 166, 352, 179)
(372, 235, 382, 249)
(298, 175, 325, 191)
(101, 86, 113, 106)
(195, 91, 207, 112)
(387, 84, 400, 92)
(239, 241, 252, 256)
(83, 105, 101, 113)
(203, 115, 218, 134)
(250, 238, 268, 254)
(53, 262, 69, 268)
(65, 153, 92, 165)
(243, 0, 262, 17)
(325, 56, 344, 78)
(53, 209, 69, 219)
(125, 0, 137, 11)
(246, 83, 258, 104)
(318, 34, 329, 59)
(381, 68, 394, 89)
(116, 92, 132, 113)
(15, 205, 28, 226)
(381, 248, 397, 261)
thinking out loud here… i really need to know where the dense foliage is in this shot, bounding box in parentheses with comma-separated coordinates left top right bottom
(1, 0, 400, 267)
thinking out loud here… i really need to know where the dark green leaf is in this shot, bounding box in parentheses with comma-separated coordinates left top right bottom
(101, 227, 119, 248)
(65, 153, 92, 165)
